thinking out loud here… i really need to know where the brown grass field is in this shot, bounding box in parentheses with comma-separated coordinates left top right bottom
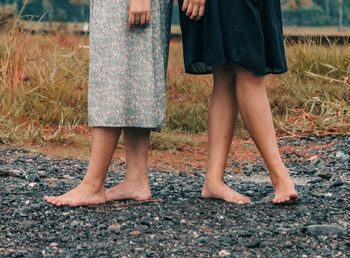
(0, 19, 349, 169)
(16, 21, 350, 37)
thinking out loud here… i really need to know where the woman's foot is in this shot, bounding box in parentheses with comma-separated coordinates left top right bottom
(44, 181, 106, 207)
(105, 179, 151, 202)
(201, 179, 252, 204)
(270, 167, 298, 204)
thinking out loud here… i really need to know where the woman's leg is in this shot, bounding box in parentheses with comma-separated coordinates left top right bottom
(234, 66, 298, 204)
(44, 127, 122, 206)
(105, 128, 152, 201)
(201, 64, 252, 204)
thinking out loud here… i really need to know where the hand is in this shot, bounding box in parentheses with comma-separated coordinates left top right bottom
(182, 0, 206, 21)
(128, 0, 151, 28)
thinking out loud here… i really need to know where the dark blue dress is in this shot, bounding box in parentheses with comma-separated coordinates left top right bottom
(178, 0, 288, 76)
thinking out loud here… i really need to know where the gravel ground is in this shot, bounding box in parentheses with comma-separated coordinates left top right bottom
(1, 136, 349, 257)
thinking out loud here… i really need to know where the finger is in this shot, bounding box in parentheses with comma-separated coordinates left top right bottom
(196, 5, 205, 21)
(182, 0, 189, 12)
(128, 13, 135, 27)
(145, 11, 151, 24)
(140, 13, 146, 26)
(134, 13, 141, 26)
(190, 4, 199, 20)
(186, 3, 194, 17)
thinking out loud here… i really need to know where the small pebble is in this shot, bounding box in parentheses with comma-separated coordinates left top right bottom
(218, 250, 231, 257)
(129, 230, 141, 237)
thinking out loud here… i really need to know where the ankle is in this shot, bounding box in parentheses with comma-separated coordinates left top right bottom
(80, 179, 105, 192)
(124, 174, 149, 185)
(269, 169, 294, 188)
(204, 174, 225, 186)
(268, 163, 289, 176)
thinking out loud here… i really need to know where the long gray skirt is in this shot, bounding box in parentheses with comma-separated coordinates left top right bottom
(88, 0, 173, 130)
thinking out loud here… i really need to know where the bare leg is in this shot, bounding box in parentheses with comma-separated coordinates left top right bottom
(105, 127, 152, 201)
(234, 66, 298, 204)
(201, 64, 252, 204)
(44, 127, 121, 206)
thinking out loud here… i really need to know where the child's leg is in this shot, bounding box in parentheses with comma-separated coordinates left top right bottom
(201, 64, 252, 204)
(44, 127, 121, 206)
(234, 66, 298, 204)
(105, 128, 151, 201)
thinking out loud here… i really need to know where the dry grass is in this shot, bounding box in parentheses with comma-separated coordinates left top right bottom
(167, 39, 350, 136)
(0, 18, 89, 143)
(270, 41, 350, 135)
(0, 18, 349, 149)
(166, 42, 212, 133)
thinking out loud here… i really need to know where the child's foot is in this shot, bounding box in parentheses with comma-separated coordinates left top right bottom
(201, 180, 252, 204)
(270, 167, 298, 204)
(105, 180, 151, 202)
(44, 181, 106, 207)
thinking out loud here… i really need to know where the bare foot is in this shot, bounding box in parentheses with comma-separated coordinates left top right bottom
(201, 180, 252, 204)
(105, 180, 151, 202)
(44, 181, 106, 207)
(270, 167, 298, 204)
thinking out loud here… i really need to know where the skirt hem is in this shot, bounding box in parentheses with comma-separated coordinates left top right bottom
(184, 61, 288, 77)
(88, 123, 163, 132)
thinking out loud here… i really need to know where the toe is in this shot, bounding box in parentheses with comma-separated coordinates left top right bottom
(47, 197, 56, 204)
(281, 197, 288, 203)
(73, 201, 82, 207)
(56, 200, 64, 206)
(70, 199, 82, 207)
(44, 196, 53, 202)
(291, 193, 298, 201)
(52, 199, 60, 206)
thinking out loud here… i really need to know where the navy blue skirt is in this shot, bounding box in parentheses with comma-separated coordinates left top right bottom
(178, 0, 288, 76)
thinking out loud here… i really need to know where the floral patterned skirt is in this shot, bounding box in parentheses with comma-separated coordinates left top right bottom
(88, 0, 173, 130)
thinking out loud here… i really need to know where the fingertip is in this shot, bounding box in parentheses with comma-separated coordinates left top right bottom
(182, 0, 189, 12)
(196, 15, 204, 21)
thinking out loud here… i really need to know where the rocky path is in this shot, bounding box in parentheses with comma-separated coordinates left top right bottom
(1, 136, 349, 257)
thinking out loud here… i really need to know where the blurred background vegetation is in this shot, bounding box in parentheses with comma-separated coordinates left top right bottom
(0, 0, 349, 27)
(0, 0, 349, 148)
